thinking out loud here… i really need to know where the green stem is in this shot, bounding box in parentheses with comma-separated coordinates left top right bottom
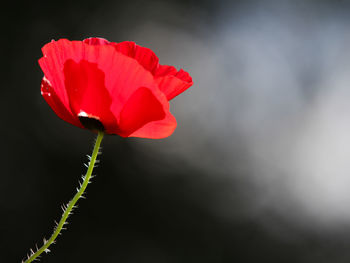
(23, 131, 104, 263)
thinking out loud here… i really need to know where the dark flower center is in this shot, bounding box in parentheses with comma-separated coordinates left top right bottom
(78, 116, 104, 131)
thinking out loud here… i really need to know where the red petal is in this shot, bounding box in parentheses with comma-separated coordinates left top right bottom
(63, 59, 117, 130)
(117, 87, 175, 138)
(110, 41, 193, 101)
(155, 65, 193, 101)
(113, 41, 160, 75)
(40, 77, 83, 128)
(120, 87, 177, 138)
(83, 37, 110, 46)
(128, 109, 177, 138)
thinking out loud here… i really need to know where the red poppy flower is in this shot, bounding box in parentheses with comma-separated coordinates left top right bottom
(39, 37, 193, 138)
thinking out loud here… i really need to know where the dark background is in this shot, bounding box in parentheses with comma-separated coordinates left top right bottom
(4, 0, 350, 262)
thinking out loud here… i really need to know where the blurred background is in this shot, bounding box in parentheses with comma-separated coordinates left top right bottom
(4, 0, 350, 262)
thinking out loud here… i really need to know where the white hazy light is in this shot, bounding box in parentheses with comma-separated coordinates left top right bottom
(92, 0, 350, 229)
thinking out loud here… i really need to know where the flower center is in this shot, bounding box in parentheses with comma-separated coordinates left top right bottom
(78, 111, 104, 131)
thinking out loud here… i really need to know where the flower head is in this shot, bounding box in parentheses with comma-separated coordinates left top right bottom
(39, 38, 193, 138)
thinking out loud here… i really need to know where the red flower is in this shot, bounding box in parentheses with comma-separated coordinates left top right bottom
(39, 38, 193, 138)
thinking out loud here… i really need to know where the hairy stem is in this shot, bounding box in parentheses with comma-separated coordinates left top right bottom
(23, 131, 104, 263)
